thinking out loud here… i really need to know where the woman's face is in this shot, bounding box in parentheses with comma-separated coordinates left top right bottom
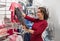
(37, 9, 44, 19)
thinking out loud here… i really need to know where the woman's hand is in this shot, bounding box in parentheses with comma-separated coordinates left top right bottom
(28, 29, 34, 34)
(21, 11, 26, 17)
(22, 25, 28, 31)
(22, 25, 34, 34)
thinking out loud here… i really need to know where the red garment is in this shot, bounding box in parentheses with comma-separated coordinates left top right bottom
(9, 2, 22, 23)
(25, 15, 48, 41)
(7, 29, 17, 35)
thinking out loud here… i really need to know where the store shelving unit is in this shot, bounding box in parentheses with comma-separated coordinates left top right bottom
(0, 0, 18, 40)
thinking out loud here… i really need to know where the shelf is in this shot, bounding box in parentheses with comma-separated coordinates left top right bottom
(0, 4, 6, 8)
(0, 34, 9, 38)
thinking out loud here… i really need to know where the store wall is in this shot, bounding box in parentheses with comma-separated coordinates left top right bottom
(42, 0, 60, 41)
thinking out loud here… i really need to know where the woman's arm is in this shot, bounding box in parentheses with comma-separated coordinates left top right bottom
(22, 25, 34, 34)
(22, 12, 36, 22)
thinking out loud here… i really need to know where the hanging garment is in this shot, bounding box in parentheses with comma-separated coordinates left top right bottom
(24, 33, 30, 41)
(8, 34, 23, 41)
(15, 8, 29, 29)
(26, 0, 33, 6)
(0, 24, 5, 29)
(0, 28, 7, 36)
(9, 2, 22, 23)
(7, 28, 17, 35)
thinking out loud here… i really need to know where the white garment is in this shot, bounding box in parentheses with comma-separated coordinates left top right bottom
(16, 35, 23, 41)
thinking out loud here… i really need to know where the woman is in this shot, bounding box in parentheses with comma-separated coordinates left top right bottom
(22, 7, 49, 41)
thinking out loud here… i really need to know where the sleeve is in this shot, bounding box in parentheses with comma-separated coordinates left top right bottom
(9, 3, 14, 11)
(25, 15, 36, 22)
(11, 12, 15, 22)
(33, 22, 48, 36)
(9, 4, 12, 11)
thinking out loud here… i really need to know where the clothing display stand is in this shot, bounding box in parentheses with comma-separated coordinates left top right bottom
(0, 0, 9, 41)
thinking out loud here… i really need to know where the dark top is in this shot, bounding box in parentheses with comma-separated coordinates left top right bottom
(25, 15, 48, 41)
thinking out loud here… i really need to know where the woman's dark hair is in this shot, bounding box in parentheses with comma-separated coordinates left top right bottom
(38, 7, 49, 20)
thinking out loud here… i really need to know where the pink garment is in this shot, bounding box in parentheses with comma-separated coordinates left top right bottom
(0, 24, 5, 29)
(9, 2, 22, 23)
(9, 34, 23, 41)
(0, 28, 7, 35)
(9, 34, 17, 41)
